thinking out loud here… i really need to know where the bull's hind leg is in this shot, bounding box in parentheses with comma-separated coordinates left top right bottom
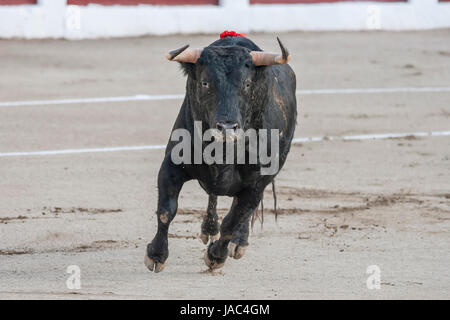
(204, 189, 263, 269)
(200, 195, 220, 245)
(145, 155, 188, 273)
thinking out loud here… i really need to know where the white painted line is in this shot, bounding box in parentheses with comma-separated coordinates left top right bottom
(1, 87, 449, 108)
(292, 131, 450, 143)
(0, 145, 166, 158)
(0, 94, 185, 108)
(0, 131, 448, 158)
(298, 87, 450, 95)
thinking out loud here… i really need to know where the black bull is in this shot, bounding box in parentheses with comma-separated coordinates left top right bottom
(145, 36, 297, 273)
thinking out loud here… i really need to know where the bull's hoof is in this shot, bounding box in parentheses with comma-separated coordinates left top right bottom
(145, 242, 168, 273)
(200, 232, 220, 245)
(204, 242, 227, 270)
(144, 254, 167, 273)
(203, 251, 226, 270)
(228, 242, 248, 260)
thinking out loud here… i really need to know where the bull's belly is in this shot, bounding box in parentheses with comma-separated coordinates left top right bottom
(199, 181, 241, 196)
(197, 174, 242, 196)
(190, 164, 256, 196)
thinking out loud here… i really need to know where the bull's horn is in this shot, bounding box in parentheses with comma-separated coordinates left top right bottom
(166, 45, 203, 64)
(250, 37, 291, 66)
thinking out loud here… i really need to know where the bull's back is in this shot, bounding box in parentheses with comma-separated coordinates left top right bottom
(265, 64, 297, 137)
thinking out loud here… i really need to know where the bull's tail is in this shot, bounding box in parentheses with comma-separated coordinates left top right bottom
(272, 180, 278, 221)
(251, 179, 278, 230)
(251, 193, 264, 230)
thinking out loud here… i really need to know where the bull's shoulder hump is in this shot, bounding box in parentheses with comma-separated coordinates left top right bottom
(208, 37, 262, 51)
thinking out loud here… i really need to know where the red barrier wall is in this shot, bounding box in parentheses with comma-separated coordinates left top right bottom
(250, 0, 407, 3)
(0, 0, 37, 4)
(67, 0, 219, 5)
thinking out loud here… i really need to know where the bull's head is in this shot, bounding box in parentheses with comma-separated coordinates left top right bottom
(166, 38, 290, 136)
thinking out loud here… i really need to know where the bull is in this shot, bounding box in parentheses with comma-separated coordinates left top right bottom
(145, 33, 297, 272)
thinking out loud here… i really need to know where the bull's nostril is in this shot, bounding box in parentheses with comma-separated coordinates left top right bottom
(216, 122, 239, 132)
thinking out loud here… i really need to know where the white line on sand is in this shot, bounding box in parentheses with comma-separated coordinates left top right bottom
(1, 131, 448, 158)
(292, 131, 450, 143)
(1, 87, 450, 108)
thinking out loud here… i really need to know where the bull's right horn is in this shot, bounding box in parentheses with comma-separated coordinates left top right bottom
(166, 45, 203, 64)
(250, 37, 291, 66)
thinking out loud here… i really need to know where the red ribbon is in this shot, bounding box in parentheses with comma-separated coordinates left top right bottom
(220, 30, 247, 39)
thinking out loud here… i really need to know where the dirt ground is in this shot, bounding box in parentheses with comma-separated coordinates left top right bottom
(0, 30, 449, 300)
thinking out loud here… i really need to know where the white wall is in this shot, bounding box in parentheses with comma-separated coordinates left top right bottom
(0, 0, 449, 39)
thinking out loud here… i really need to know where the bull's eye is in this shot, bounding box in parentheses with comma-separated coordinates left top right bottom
(201, 81, 209, 88)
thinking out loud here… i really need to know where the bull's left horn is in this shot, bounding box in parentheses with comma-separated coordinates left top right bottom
(250, 37, 291, 66)
(166, 45, 203, 64)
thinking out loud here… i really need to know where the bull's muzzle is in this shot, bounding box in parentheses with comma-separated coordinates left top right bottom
(213, 121, 241, 143)
(216, 121, 239, 132)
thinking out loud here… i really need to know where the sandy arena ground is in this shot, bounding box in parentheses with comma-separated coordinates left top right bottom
(0, 30, 449, 300)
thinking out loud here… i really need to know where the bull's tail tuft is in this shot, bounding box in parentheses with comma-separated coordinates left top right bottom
(251, 193, 264, 230)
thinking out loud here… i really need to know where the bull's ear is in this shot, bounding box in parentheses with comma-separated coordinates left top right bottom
(179, 62, 197, 80)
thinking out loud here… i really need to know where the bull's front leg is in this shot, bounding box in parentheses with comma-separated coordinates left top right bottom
(204, 189, 263, 270)
(145, 155, 188, 273)
(200, 194, 220, 245)
(228, 219, 250, 260)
